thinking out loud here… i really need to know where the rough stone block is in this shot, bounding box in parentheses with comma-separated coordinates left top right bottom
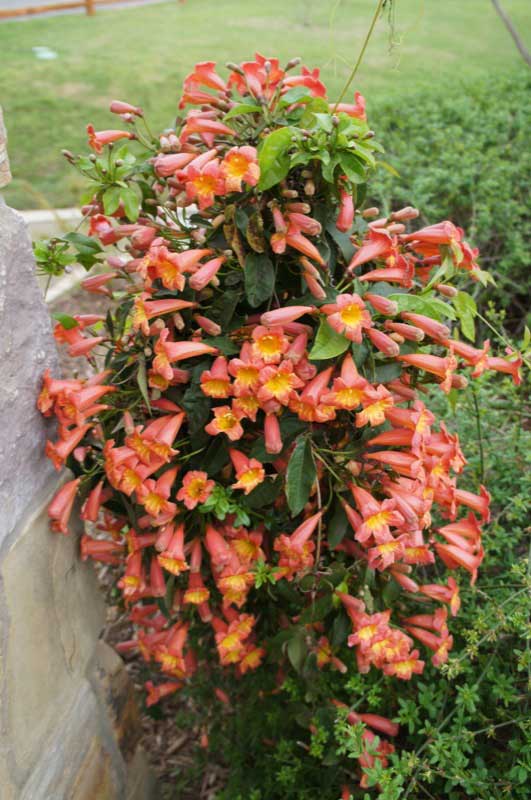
(0, 197, 58, 545)
(0, 486, 104, 783)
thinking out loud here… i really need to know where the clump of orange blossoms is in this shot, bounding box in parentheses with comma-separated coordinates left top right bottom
(39, 54, 522, 788)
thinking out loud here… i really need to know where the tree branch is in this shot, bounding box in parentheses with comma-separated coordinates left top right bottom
(491, 0, 531, 66)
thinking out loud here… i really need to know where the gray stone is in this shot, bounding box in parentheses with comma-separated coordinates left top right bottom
(0, 197, 59, 545)
(0, 197, 156, 798)
(0, 107, 11, 188)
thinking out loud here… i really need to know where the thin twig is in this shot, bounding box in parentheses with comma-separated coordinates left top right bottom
(490, 0, 531, 66)
(333, 0, 385, 111)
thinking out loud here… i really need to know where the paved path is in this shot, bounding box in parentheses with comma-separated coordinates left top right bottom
(0, 0, 168, 19)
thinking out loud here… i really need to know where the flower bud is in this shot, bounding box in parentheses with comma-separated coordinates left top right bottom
(436, 283, 458, 298)
(391, 206, 419, 222)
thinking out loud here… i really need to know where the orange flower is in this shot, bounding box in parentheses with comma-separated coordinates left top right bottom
(229, 449, 265, 494)
(251, 326, 289, 364)
(204, 405, 244, 440)
(200, 356, 232, 398)
(184, 159, 225, 210)
(355, 384, 393, 427)
(157, 523, 188, 575)
(87, 124, 133, 153)
(177, 470, 215, 509)
(220, 146, 260, 192)
(257, 360, 304, 407)
(48, 478, 81, 535)
(322, 293, 372, 342)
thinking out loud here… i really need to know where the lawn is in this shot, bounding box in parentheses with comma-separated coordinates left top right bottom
(0, 0, 529, 209)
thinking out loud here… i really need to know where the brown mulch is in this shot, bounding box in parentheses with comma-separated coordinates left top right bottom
(49, 288, 227, 799)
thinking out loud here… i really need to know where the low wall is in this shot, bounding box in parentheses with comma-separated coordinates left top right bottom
(0, 118, 155, 798)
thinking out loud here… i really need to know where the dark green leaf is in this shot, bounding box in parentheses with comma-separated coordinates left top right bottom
(286, 436, 316, 516)
(287, 631, 306, 672)
(136, 355, 151, 413)
(327, 503, 349, 549)
(244, 253, 275, 307)
(203, 335, 239, 355)
(202, 437, 229, 476)
(372, 361, 403, 383)
(245, 476, 282, 509)
(300, 594, 334, 624)
(182, 380, 211, 435)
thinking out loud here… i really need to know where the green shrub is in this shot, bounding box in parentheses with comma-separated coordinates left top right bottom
(371, 70, 531, 330)
(160, 373, 531, 800)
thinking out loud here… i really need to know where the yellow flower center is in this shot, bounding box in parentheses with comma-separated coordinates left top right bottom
(238, 468, 263, 487)
(339, 303, 363, 327)
(336, 387, 364, 407)
(187, 477, 207, 499)
(235, 365, 259, 387)
(226, 153, 249, 178)
(256, 334, 282, 356)
(202, 378, 230, 397)
(366, 510, 391, 531)
(193, 174, 217, 197)
(264, 372, 292, 397)
(144, 492, 164, 516)
(217, 411, 238, 431)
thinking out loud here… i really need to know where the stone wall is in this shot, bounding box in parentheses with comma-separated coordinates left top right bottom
(0, 116, 154, 799)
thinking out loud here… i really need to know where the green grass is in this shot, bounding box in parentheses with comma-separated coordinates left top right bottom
(1, 0, 529, 208)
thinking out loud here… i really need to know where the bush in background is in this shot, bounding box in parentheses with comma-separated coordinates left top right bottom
(371, 70, 531, 330)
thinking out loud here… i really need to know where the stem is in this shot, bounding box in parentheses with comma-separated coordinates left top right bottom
(471, 383, 485, 482)
(476, 311, 531, 370)
(333, 0, 385, 111)
(313, 454, 324, 571)
(490, 0, 531, 66)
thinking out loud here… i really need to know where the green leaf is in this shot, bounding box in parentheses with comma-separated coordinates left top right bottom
(286, 436, 316, 516)
(136, 355, 151, 413)
(327, 503, 349, 549)
(52, 312, 78, 330)
(321, 154, 340, 184)
(102, 185, 122, 216)
(389, 292, 457, 320)
(372, 361, 403, 383)
(309, 318, 350, 360)
(202, 335, 239, 356)
(286, 631, 306, 672)
(244, 253, 275, 307)
(182, 380, 211, 436)
(300, 594, 333, 624)
(454, 291, 477, 341)
(339, 151, 366, 184)
(245, 476, 282, 509)
(223, 103, 262, 121)
(63, 232, 103, 254)
(120, 186, 140, 222)
(279, 86, 313, 106)
(377, 159, 400, 178)
(258, 127, 296, 190)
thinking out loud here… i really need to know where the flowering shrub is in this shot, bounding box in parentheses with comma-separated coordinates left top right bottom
(38, 54, 523, 792)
